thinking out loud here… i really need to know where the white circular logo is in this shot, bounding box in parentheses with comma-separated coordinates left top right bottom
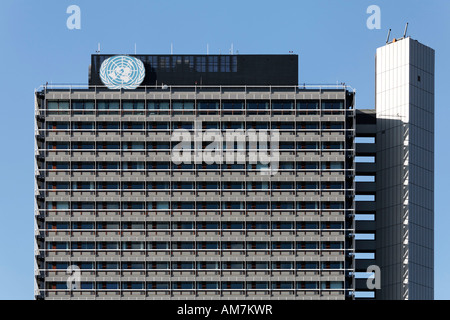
(99, 55, 145, 89)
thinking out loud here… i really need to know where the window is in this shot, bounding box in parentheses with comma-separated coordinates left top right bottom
(222, 222, 244, 230)
(123, 142, 145, 150)
(147, 101, 170, 112)
(297, 282, 318, 289)
(297, 142, 318, 149)
(47, 222, 69, 230)
(272, 262, 293, 269)
(272, 282, 293, 289)
(47, 182, 69, 190)
(222, 282, 244, 290)
(97, 101, 120, 114)
(72, 182, 94, 190)
(272, 242, 293, 249)
(122, 262, 145, 270)
(172, 222, 194, 229)
(47, 142, 69, 150)
(148, 222, 169, 230)
(147, 282, 170, 290)
(123, 182, 145, 190)
(271, 202, 294, 210)
(198, 101, 219, 110)
(297, 182, 318, 190)
(297, 122, 319, 130)
(122, 122, 145, 130)
(297, 101, 319, 110)
(122, 242, 145, 250)
(47, 101, 69, 115)
(148, 262, 170, 269)
(322, 202, 344, 209)
(272, 101, 294, 110)
(172, 101, 194, 110)
(46, 202, 69, 210)
(147, 242, 169, 250)
(322, 242, 343, 249)
(73, 142, 95, 150)
(122, 202, 144, 210)
(296, 262, 318, 269)
(198, 262, 219, 270)
(197, 282, 219, 290)
(321, 281, 344, 289)
(97, 282, 119, 290)
(47, 122, 69, 130)
(296, 242, 318, 250)
(122, 101, 145, 114)
(72, 122, 94, 130)
(172, 242, 195, 250)
(197, 242, 219, 250)
(322, 100, 344, 110)
(148, 121, 169, 130)
(222, 101, 244, 110)
(297, 222, 319, 230)
(322, 162, 344, 170)
(246, 202, 269, 209)
(322, 142, 344, 150)
(321, 182, 344, 190)
(321, 222, 344, 229)
(222, 262, 244, 269)
(247, 242, 268, 249)
(247, 101, 269, 110)
(47, 242, 69, 250)
(322, 122, 344, 130)
(72, 222, 94, 230)
(72, 100, 94, 114)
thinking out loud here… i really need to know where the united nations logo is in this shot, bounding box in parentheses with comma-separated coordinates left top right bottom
(99, 55, 145, 89)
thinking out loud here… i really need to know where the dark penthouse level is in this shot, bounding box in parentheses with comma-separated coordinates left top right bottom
(89, 54, 298, 86)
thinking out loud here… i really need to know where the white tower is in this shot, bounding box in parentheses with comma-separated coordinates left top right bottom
(375, 37, 434, 300)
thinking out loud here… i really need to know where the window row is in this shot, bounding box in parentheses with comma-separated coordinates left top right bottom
(45, 141, 346, 150)
(45, 221, 345, 230)
(46, 261, 344, 270)
(45, 161, 346, 171)
(45, 121, 346, 131)
(46, 281, 344, 290)
(45, 201, 346, 210)
(46, 241, 344, 250)
(46, 181, 348, 190)
(46, 100, 346, 111)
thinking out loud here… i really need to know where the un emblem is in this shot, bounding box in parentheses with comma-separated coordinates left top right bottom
(100, 55, 145, 89)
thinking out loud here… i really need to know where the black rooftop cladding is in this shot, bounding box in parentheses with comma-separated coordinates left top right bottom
(356, 109, 377, 125)
(89, 54, 299, 87)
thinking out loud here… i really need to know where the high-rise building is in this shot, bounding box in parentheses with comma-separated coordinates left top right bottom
(34, 37, 434, 300)
(353, 37, 434, 300)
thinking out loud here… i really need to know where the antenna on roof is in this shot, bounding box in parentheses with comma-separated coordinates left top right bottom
(134, 43, 137, 55)
(171, 43, 173, 55)
(386, 29, 391, 44)
(403, 22, 409, 39)
(96, 43, 101, 54)
(207, 43, 209, 55)
(230, 43, 234, 55)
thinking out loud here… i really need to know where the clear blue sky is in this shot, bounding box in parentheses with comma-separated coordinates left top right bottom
(0, 0, 448, 300)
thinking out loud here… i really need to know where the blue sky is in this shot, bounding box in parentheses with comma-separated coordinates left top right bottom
(0, 0, 448, 300)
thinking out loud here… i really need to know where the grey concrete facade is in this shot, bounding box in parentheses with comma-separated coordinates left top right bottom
(34, 85, 356, 300)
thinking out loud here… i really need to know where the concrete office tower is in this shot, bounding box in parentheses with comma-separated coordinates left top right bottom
(375, 37, 434, 299)
(34, 55, 356, 300)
